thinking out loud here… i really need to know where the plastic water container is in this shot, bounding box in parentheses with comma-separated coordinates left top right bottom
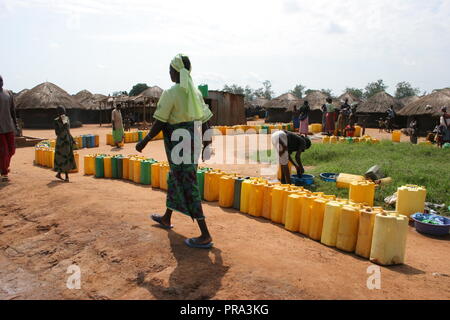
(299, 195, 314, 235)
(104, 156, 112, 178)
(370, 213, 409, 265)
(355, 208, 377, 258)
(321, 201, 343, 247)
(151, 163, 160, 188)
(219, 176, 235, 208)
(248, 183, 265, 217)
(122, 157, 130, 180)
(309, 198, 328, 241)
(133, 159, 142, 184)
(95, 135, 100, 147)
(336, 173, 366, 189)
(349, 181, 376, 206)
(396, 185, 427, 218)
(84, 155, 95, 175)
(270, 187, 285, 223)
(336, 206, 360, 252)
(261, 184, 274, 220)
(95, 156, 105, 178)
(141, 160, 155, 185)
(392, 130, 401, 142)
(159, 164, 170, 191)
(354, 125, 362, 137)
(240, 180, 253, 214)
(282, 189, 300, 223)
(322, 136, 330, 144)
(284, 194, 302, 232)
(233, 178, 245, 209)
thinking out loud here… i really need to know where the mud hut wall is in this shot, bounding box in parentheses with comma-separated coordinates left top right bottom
(19, 109, 82, 129)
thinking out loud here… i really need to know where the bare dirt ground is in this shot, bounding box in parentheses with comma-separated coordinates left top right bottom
(0, 124, 448, 300)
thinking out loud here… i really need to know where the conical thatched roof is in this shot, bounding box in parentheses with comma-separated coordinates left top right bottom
(337, 92, 361, 105)
(397, 91, 450, 117)
(139, 86, 163, 99)
(245, 97, 269, 109)
(357, 91, 403, 114)
(73, 90, 106, 110)
(15, 89, 29, 100)
(304, 90, 329, 110)
(16, 82, 84, 110)
(263, 93, 302, 111)
(399, 95, 420, 106)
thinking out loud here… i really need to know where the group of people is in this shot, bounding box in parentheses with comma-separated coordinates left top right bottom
(292, 98, 357, 137)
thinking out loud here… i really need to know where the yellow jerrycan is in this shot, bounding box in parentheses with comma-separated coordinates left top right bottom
(240, 179, 253, 214)
(151, 163, 161, 188)
(133, 159, 142, 184)
(392, 130, 401, 142)
(355, 208, 377, 259)
(354, 125, 362, 137)
(84, 155, 95, 175)
(299, 195, 315, 235)
(370, 213, 409, 265)
(159, 164, 170, 191)
(336, 173, 366, 189)
(248, 183, 265, 217)
(261, 184, 274, 220)
(285, 194, 302, 232)
(104, 156, 113, 178)
(349, 181, 376, 206)
(396, 185, 427, 218)
(219, 176, 235, 208)
(128, 157, 136, 181)
(321, 201, 344, 247)
(203, 171, 215, 202)
(322, 136, 330, 144)
(282, 188, 300, 224)
(270, 186, 286, 223)
(336, 205, 360, 252)
(309, 198, 328, 241)
(122, 157, 130, 180)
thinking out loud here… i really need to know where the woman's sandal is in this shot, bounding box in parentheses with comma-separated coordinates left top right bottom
(150, 214, 174, 229)
(184, 238, 213, 249)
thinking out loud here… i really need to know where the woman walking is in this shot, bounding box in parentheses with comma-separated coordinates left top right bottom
(136, 54, 214, 249)
(54, 106, 76, 182)
(298, 100, 310, 135)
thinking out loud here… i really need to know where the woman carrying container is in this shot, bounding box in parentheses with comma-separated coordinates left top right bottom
(271, 130, 311, 184)
(54, 106, 77, 182)
(298, 100, 310, 135)
(136, 54, 214, 249)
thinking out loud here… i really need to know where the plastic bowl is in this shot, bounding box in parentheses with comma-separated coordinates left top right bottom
(291, 174, 315, 186)
(320, 173, 337, 182)
(411, 213, 450, 236)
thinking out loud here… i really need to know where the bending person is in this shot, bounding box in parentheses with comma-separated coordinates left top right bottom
(136, 54, 214, 249)
(271, 130, 311, 184)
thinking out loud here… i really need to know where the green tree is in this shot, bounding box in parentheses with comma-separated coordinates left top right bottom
(364, 79, 388, 99)
(321, 89, 334, 98)
(223, 84, 245, 95)
(290, 84, 306, 98)
(345, 87, 364, 99)
(129, 83, 149, 97)
(304, 89, 315, 96)
(394, 81, 420, 99)
(244, 85, 255, 101)
(261, 80, 274, 100)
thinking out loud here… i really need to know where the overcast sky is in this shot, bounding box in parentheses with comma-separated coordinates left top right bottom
(1, 0, 449, 97)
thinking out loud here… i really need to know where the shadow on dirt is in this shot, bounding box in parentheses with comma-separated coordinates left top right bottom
(136, 230, 229, 300)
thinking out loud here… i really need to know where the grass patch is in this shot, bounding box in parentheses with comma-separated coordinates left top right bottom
(252, 140, 450, 215)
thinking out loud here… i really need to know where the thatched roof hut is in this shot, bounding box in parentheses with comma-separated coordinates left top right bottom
(398, 91, 450, 117)
(15, 89, 29, 100)
(263, 93, 302, 123)
(264, 93, 301, 111)
(245, 97, 268, 109)
(73, 90, 108, 124)
(357, 92, 403, 114)
(399, 95, 420, 107)
(397, 91, 450, 133)
(337, 92, 361, 105)
(304, 91, 329, 111)
(16, 82, 83, 128)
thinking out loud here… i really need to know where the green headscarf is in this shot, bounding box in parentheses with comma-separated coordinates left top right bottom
(170, 54, 204, 121)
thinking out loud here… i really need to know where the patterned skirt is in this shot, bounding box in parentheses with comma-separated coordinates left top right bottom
(163, 121, 204, 220)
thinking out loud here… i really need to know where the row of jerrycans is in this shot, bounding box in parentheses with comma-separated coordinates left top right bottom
(211, 174, 408, 265)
